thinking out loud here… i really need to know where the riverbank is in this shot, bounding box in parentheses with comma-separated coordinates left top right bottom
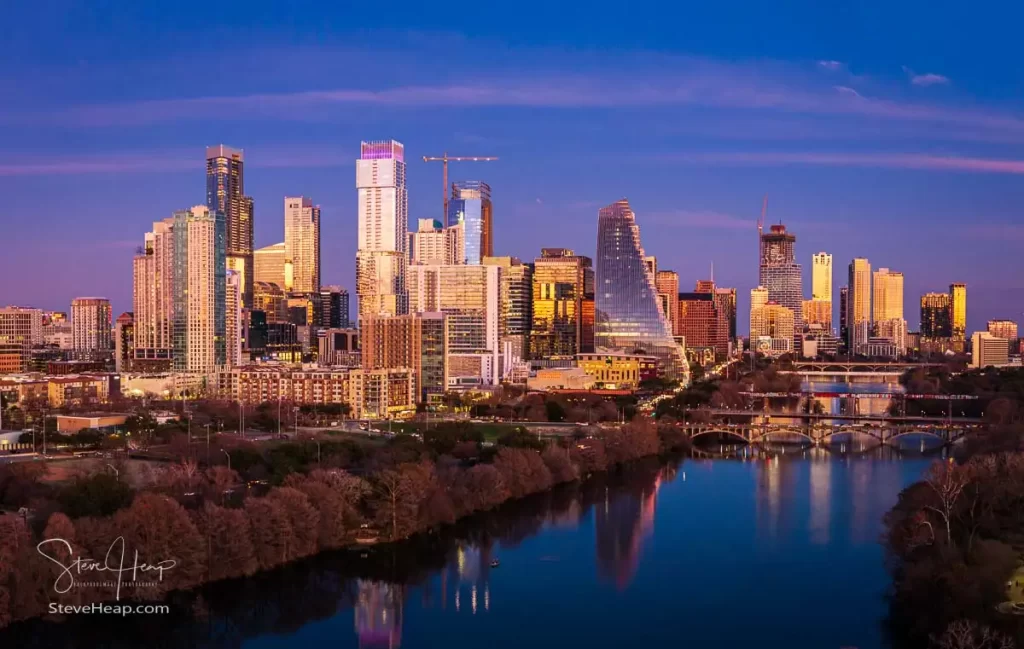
(0, 419, 690, 629)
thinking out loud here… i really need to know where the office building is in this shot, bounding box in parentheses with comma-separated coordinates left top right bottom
(838, 286, 849, 348)
(920, 293, 953, 338)
(361, 312, 447, 402)
(206, 145, 253, 308)
(759, 224, 803, 335)
(873, 318, 907, 354)
(133, 217, 175, 367)
(316, 286, 350, 329)
(577, 351, 659, 390)
(802, 299, 832, 330)
(71, 298, 112, 354)
(873, 268, 904, 322)
(172, 205, 226, 374)
(356, 140, 408, 321)
(483, 256, 532, 360)
(408, 218, 465, 266)
(254, 242, 287, 288)
(225, 270, 242, 367)
(530, 248, 593, 359)
(595, 200, 686, 380)
(812, 252, 832, 302)
(284, 196, 321, 293)
(655, 270, 679, 335)
(951, 283, 967, 342)
(114, 312, 134, 372)
(972, 331, 1009, 368)
(408, 264, 501, 384)
(678, 292, 716, 350)
(717, 287, 737, 341)
(749, 286, 769, 338)
(988, 319, 1018, 341)
(448, 181, 492, 264)
(750, 303, 795, 355)
(0, 307, 43, 374)
(318, 328, 360, 367)
(847, 259, 871, 349)
(253, 281, 287, 324)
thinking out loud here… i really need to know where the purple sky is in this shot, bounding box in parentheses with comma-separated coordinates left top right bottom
(3, 1, 1024, 334)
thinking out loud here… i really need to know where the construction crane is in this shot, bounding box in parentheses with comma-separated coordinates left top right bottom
(422, 152, 498, 221)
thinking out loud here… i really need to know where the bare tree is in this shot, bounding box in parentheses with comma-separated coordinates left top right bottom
(924, 461, 970, 546)
(931, 619, 1014, 649)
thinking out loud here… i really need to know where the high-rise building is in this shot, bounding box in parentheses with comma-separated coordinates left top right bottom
(920, 292, 953, 338)
(971, 331, 1008, 368)
(448, 181, 492, 265)
(71, 297, 112, 354)
(254, 242, 287, 289)
(530, 248, 593, 359)
(838, 286, 849, 349)
(225, 270, 242, 367)
(361, 312, 447, 402)
(750, 303, 795, 355)
(847, 259, 871, 349)
(483, 256, 532, 360)
(655, 271, 679, 335)
(950, 283, 967, 342)
(253, 281, 287, 324)
(802, 299, 833, 330)
(316, 286, 350, 329)
(717, 287, 737, 341)
(988, 319, 1018, 341)
(133, 217, 175, 367)
(644, 256, 657, 279)
(692, 280, 729, 359)
(172, 205, 226, 374)
(408, 218, 465, 266)
(206, 145, 253, 308)
(872, 268, 904, 322)
(0, 307, 43, 374)
(759, 224, 803, 335)
(114, 312, 134, 372)
(356, 140, 408, 321)
(812, 252, 832, 302)
(678, 292, 716, 350)
(407, 264, 501, 384)
(284, 196, 321, 294)
(595, 200, 686, 380)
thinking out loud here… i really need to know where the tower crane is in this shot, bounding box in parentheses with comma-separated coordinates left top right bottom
(422, 152, 498, 222)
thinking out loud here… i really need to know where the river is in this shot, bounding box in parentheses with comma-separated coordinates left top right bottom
(4, 451, 931, 649)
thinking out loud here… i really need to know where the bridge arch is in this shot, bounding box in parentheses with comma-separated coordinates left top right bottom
(690, 428, 751, 444)
(754, 428, 815, 445)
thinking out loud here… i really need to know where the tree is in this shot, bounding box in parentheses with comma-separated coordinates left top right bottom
(497, 428, 545, 451)
(58, 473, 134, 518)
(284, 477, 348, 550)
(372, 467, 422, 540)
(423, 422, 482, 455)
(267, 487, 319, 560)
(930, 619, 1014, 649)
(192, 502, 257, 581)
(542, 446, 579, 484)
(924, 461, 971, 546)
(204, 465, 240, 503)
(493, 448, 552, 499)
(244, 497, 293, 570)
(113, 493, 206, 596)
(544, 399, 566, 422)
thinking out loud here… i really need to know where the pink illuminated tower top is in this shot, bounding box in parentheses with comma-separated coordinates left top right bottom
(360, 140, 404, 162)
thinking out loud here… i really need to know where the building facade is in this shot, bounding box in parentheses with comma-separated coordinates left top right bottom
(361, 312, 447, 402)
(988, 319, 1018, 341)
(872, 268, 904, 322)
(594, 200, 687, 380)
(483, 256, 532, 361)
(448, 181, 492, 265)
(812, 252, 832, 302)
(133, 217, 175, 367)
(172, 206, 226, 374)
(951, 283, 967, 343)
(530, 248, 593, 359)
(284, 196, 321, 294)
(0, 307, 43, 374)
(225, 271, 242, 367)
(316, 286, 350, 329)
(71, 298, 112, 354)
(356, 140, 408, 322)
(408, 218, 465, 266)
(254, 242, 287, 288)
(972, 331, 1008, 368)
(114, 312, 134, 372)
(759, 224, 803, 336)
(576, 351, 658, 390)
(206, 145, 253, 308)
(920, 292, 953, 338)
(750, 303, 795, 355)
(655, 270, 679, 336)
(847, 259, 871, 349)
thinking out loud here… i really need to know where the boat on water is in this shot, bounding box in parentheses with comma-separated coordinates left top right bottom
(490, 559, 500, 568)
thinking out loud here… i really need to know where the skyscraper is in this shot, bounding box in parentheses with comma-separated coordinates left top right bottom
(950, 283, 967, 342)
(408, 218, 465, 266)
(655, 270, 679, 335)
(750, 303, 795, 354)
(284, 196, 321, 294)
(71, 297, 112, 354)
(254, 242, 287, 289)
(206, 145, 253, 308)
(678, 292, 716, 349)
(114, 312, 134, 373)
(133, 217, 175, 367)
(316, 286, 350, 329)
(716, 287, 737, 341)
(838, 286, 849, 348)
(759, 224, 803, 335)
(356, 140, 408, 321)
(812, 252, 832, 302)
(225, 270, 242, 367)
(595, 200, 687, 380)
(872, 268, 904, 321)
(847, 259, 871, 348)
(483, 256, 533, 360)
(988, 319, 1018, 341)
(361, 312, 447, 403)
(920, 293, 952, 338)
(530, 248, 593, 359)
(0, 307, 42, 374)
(172, 206, 226, 373)
(448, 181, 492, 264)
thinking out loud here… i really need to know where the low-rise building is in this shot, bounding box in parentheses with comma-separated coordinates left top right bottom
(527, 367, 595, 391)
(56, 413, 129, 433)
(576, 351, 658, 389)
(47, 375, 112, 408)
(972, 331, 1010, 368)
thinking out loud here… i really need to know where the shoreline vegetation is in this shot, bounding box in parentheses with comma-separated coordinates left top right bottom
(0, 418, 691, 629)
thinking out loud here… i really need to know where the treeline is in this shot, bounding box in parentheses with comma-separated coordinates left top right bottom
(0, 419, 689, 628)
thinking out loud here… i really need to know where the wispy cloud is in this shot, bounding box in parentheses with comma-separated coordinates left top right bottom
(817, 60, 844, 71)
(833, 86, 863, 99)
(656, 151, 1024, 174)
(644, 209, 755, 230)
(903, 66, 951, 87)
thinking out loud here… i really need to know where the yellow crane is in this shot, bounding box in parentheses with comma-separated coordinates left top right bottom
(422, 152, 498, 221)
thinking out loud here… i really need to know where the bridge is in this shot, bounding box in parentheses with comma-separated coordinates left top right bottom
(699, 409, 982, 424)
(683, 422, 971, 447)
(785, 361, 943, 372)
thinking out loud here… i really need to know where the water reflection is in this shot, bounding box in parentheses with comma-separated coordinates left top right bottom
(594, 471, 661, 589)
(355, 581, 403, 649)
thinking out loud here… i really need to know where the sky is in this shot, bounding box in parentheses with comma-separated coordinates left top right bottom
(2, 0, 1024, 335)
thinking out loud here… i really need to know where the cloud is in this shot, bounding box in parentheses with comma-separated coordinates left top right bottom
(817, 60, 844, 71)
(903, 65, 951, 87)
(656, 151, 1024, 174)
(644, 209, 755, 230)
(833, 86, 863, 99)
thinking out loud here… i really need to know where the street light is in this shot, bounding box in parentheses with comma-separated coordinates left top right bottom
(105, 463, 119, 481)
(221, 449, 231, 471)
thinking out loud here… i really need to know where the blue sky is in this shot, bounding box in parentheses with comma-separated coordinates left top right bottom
(3, 0, 1024, 333)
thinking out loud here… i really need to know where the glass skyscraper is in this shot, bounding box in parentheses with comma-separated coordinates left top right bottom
(206, 145, 253, 308)
(448, 181, 492, 264)
(594, 199, 687, 381)
(759, 224, 803, 336)
(172, 206, 226, 373)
